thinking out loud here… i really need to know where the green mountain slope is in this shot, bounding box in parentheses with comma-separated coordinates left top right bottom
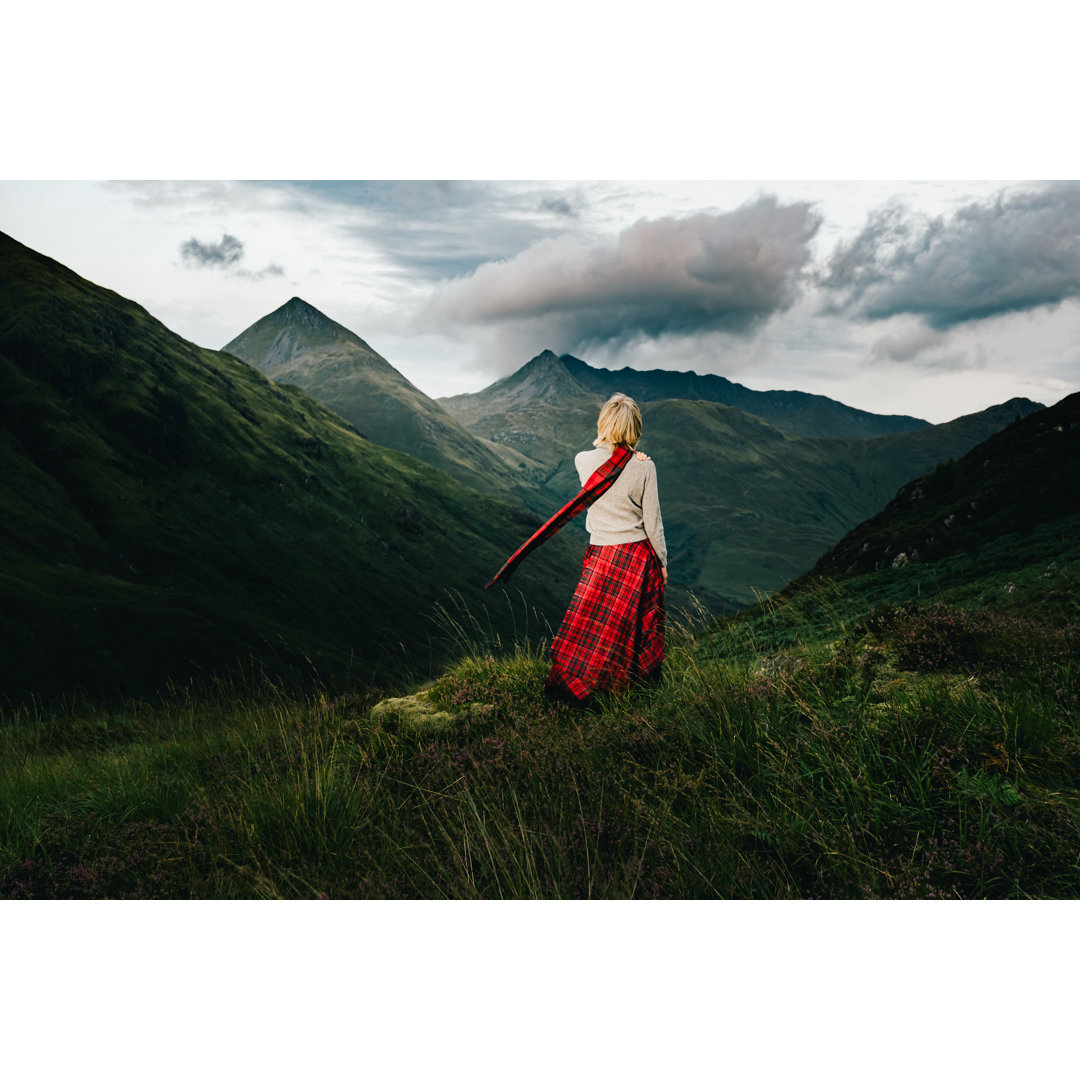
(727, 388, 1080, 678)
(222, 299, 546, 512)
(632, 397, 1040, 604)
(807, 389, 1080, 581)
(439, 348, 1043, 605)
(0, 232, 582, 703)
(440, 349, 931, 442)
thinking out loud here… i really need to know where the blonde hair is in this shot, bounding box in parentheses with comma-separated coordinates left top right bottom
(594, 393, 642, 449)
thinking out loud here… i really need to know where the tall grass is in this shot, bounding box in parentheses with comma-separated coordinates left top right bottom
(2, 581, 1077, 899)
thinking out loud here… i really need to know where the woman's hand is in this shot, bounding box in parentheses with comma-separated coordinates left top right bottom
(635, 451, 650, 461)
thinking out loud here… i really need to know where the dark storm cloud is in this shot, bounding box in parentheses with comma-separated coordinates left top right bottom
(180, 233, 244, 267)
(822, 182, 1080, 329)
(539, 194, 580, 218)
(267, 180, 593, 281)
(179, 233, 285, 280)
(426, 195, 821, 349)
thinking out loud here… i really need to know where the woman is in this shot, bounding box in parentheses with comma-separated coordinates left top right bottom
(547, 393, 667, 703)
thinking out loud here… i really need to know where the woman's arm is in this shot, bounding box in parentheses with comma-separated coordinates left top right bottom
(641, 460, 668, 586)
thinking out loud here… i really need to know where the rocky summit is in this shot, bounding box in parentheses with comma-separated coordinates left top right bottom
(223, 296, 367, 372)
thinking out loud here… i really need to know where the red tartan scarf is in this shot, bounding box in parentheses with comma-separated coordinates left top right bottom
(486, 444, 634, 588)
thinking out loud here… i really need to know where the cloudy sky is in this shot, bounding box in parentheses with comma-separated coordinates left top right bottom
(3, 178, 1078, 423)
(4, 3, 1078, 428)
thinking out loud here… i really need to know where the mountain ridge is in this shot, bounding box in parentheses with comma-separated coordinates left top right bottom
(223, 296, 373, 370)
(440, 349, 933, 441)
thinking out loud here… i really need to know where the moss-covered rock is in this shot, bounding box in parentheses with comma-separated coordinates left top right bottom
(369, 690, 458, 731)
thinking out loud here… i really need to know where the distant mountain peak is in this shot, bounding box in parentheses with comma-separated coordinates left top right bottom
(223, 298, 373, 372)
(279, 295, 324, 316)
(495, 349, 590, 401)
(519, 349, 571, 373)
(263, 296, 344, 334)
(998, 396, 1044, 417)
(440, 348, 935, 443)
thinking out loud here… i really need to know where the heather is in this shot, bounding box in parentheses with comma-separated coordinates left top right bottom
(3, 575, 1077, 900)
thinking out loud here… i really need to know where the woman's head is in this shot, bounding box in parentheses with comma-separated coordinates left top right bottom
(594, 393, 642, 449)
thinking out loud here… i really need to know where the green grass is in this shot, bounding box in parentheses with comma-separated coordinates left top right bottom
(3, 566, 1076, 899)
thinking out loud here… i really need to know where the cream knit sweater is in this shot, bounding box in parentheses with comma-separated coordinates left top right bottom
(574, 444, 668, 568)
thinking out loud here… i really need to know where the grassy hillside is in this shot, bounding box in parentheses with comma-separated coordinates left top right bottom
(0, 231, 583, 703)
(223, 299, 547, 513)
(634, 396, 1041, 605)
(3, 547, 1075, 899)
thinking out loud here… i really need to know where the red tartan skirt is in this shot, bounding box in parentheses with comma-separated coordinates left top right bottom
(547, 540, 665, 701)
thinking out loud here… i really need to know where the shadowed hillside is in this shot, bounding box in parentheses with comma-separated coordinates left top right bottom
(805, 389, 1080, 580)
(0, 232, 583, 703)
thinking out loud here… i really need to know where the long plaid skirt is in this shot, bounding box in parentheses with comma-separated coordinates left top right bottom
(547, 540, 665, 701)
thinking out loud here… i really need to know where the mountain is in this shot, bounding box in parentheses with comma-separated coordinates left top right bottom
(0, 232, 583, 704)
(440, 349, 931, 444)
(806, 389, 1080, 581)
(222, 299, 546, 512)
(438, 350, 1043, 605)
(624, 396, 1041, 605)
(221, 296, 359, 368)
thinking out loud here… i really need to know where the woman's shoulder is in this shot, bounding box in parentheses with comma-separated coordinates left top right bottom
(576, 446, 657, 474)
(575, 447, 608, 467)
